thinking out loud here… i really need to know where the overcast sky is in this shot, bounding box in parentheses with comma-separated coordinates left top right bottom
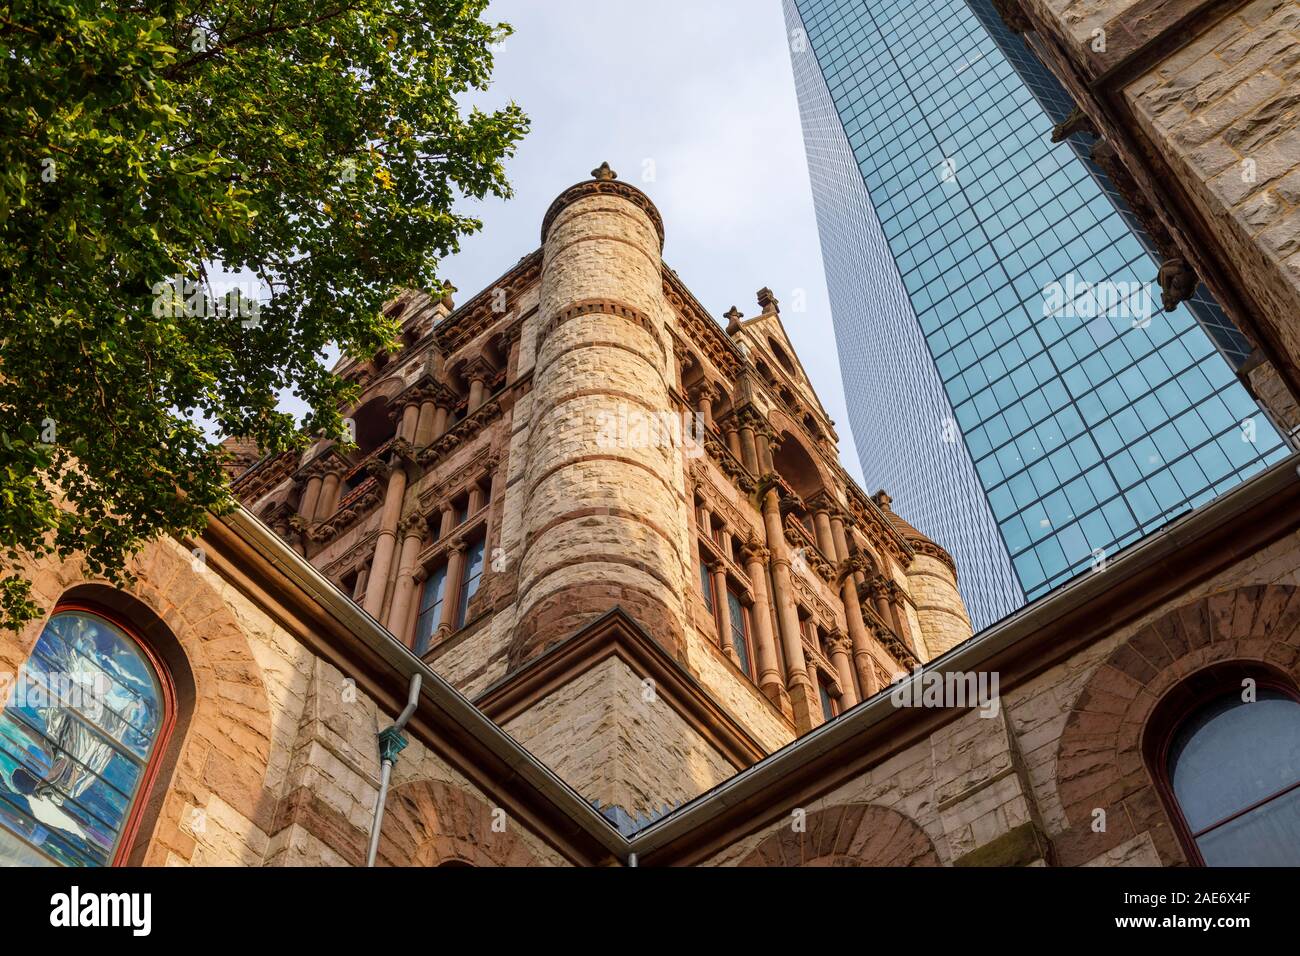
(436, 0, 865, 484)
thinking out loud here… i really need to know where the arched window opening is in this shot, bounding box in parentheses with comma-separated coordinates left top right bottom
(347, 397, 396, 459)
(0, 608, 173, 866)
(1151, 670, 1300, 867)
(769, 338, 797, 377)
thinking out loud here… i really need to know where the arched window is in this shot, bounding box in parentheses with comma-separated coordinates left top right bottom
(1156, 681, 1300, 866)
(0, 608, 173, 866)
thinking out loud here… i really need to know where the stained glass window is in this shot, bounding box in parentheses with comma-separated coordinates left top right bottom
(0, 610, 168, 867)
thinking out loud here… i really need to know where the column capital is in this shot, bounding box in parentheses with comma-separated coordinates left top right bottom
(740, 540, 770, 565)
(399, 512, 429, 541)
(461, 355, 496, 384)
(691, 379, 723, 404)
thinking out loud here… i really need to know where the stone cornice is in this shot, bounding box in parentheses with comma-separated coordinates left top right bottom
(232, 448, 297, 500)
(663, 276, 743, 380)
(307, 476, 383, 541)
(417, 397, 503, 467)
(541, 178, 666, 250)
(432, 251, 542, 356)
(843, 483, 915, 568)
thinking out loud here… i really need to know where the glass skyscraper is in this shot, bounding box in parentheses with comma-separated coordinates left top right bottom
(783, 0, 1289, 630)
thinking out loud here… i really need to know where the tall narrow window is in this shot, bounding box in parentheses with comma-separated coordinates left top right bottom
(818, 676, 838, 723)
(726, 589, 752, 679)
(413, 565, 448, 655)
(698, 552, 714, 614)
(455, 539, 486, 629)
(0, 609, 171, 866)
(1163, 688, 1300, 866)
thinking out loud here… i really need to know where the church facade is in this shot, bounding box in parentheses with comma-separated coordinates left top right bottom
(3, 165, 1299, 867)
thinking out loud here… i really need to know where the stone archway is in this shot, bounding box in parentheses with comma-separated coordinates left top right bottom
(738, 802, 940, 867)
(378, 779, 540, 867)
(1054, 584, 1300, 865)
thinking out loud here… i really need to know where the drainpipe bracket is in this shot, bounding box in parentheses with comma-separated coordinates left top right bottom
(378, 726, 409, 764)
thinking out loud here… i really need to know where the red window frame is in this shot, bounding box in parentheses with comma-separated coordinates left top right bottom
(1143, 661, 1300, 867)
(44, 603, 178, 867)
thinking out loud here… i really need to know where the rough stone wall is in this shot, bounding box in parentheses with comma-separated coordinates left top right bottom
(707, 523, 1300, 866)
(1, 535, 562, 867)
(1122, 0, 1300, 360)
(504, 656, 738, 817)
(1032, 0, 1142, 41)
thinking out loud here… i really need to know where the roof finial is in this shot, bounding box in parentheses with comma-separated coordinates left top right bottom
(757, 287, 779, 315)
(873, 489, 893, 512)
(724, 305, 743, 333)
(439, 282, 457, 311)
(592, 161, 618, 182)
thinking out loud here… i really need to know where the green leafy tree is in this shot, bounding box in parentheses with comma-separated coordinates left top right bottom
(0, 0, 527, 627)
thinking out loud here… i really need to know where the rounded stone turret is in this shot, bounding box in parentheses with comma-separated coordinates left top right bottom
(510, 163, 685, 667)
(874, 490, 973, 656)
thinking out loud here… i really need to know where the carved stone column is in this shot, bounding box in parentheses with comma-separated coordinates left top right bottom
(315, 466, 344, 522)
(761, 488, 819, 732)
(362, 457, 409, 618)
(812, 504, 837, 560)
(724, 425, 743, 462)
(694, 381, 718, 430)
(436, 536, 469, 639)
(398, 401, 420, 443)
(885, 580, 917, 653)
(741, 540, 786, 715)
(385, 514, 429, 639)
(827, 630, 858, 709)
(867, 574, 894, 627)
(465, 357, 494, 414)
(709, 561, 734, 662)
(432, 404, 450, 440)
(298, 473, 323, 521)
(830, 511, 878, 699)
(738, 421, 760, 474)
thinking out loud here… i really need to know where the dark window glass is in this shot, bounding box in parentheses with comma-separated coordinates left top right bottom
(727, 590, 752, 678)
(455, 539, 486, 629)
(818, 678, 837, 722)
(698, 556, 714, 613)
(413, 565, 447, 655)
(1168, 689, 1300, 866)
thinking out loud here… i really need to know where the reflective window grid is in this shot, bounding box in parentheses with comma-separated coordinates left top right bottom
(784, 0, 1287, 629)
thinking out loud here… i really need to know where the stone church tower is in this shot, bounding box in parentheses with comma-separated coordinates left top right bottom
(236, 163, 972, 822)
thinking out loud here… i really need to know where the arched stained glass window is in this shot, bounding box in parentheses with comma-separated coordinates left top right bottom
(1165, 688, 1300, 866)
(0, 609, 171, 866)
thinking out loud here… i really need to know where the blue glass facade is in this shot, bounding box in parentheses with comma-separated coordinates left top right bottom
(784, 0, 1288, 630)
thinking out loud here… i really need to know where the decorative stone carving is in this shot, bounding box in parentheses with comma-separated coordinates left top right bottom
(1050, 105, 1096, 143)
(1157, 257, 1198, 312)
